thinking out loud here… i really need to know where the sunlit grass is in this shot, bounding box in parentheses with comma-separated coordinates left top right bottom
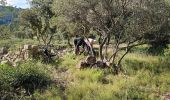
(0, 39, 170, 99)
(125, 52, 159, 64)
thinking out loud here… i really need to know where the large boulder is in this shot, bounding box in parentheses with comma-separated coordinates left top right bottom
(27, 45, 39, 59)
(85, 56, 96, 65)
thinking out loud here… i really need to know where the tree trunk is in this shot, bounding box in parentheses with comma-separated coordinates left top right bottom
(47, 34, 54, 46)
(67, 38, 72, 47)
(113, 43, 131, 75)
(112, 64, 119, 75)
(99, 37, 107, 61)
(105, 36, 111, 60)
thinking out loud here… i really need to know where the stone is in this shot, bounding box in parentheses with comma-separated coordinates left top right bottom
(96, 61, 108, 68)
(77, 61, 90, 69)
(31, 45, 38, 50)
(101, 77, 110, 84)
(163, 93, 170, 100)
(0, 47, 8, 55)
(1, 60, 12, 66)
(105, 61, 111, 67)
(24, 45, 32, 50)
(86, 56, 96, 65)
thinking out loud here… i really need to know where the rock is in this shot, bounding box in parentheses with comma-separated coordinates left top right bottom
(0, 47, 8, 55)
(0, 55, 3, 59)
(31, 45, 38, 50)
(105, 61, 111, 67)
(78, 61, 90, 69)
(101, 77, 110, 84)
(24, 45, 32, 50)
(86, 56, 96, 65)
(24, 50, 29, 59)
(51, 49, 56, 54)
(96, 61, 108, 68)
(163, 93, 170, 100)
(1, 60, 12, 66)
(14, 58, 22, 63)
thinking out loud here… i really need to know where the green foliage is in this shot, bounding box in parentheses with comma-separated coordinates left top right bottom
(0, 48, 169, 99)
(12, 62, 52, 94)
(0, 61, 51, 99)
(164, 48, 170, 56)
(0, 6, 23, 39)
(20, 0, 57, 45)
(73, 69, 104, 82)
(0, 25, 11, 39)
(13, 31, 27, 39)
(124, 54, 170, 75)
(1, 0, 170, 99)
(0, 64, 15, 99)
(54, 52, 169, 100)
(59, 53, 84, 69)
(148, 44, 169, 55)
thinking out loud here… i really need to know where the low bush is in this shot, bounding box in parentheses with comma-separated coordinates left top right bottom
(0, 64, 16, 99)
(12, 62, 52, 95)
(0, 61, 52, 99)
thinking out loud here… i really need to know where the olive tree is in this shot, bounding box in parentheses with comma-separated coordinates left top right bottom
(20, 0, 57, 45)
(53, 0, 170, 74)
(143, 0, 170, 55)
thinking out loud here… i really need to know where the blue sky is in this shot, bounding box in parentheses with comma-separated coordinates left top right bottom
(6, 0, 30, 8)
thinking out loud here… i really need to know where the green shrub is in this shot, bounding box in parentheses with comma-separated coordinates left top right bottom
(0, 64, 16, 99)
(0, 62, 52, 99)
(164, 49, 170, 56)
(130, 46, 149, 54)
(12, 62, 52, 95)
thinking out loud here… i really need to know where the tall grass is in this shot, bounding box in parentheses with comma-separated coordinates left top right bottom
(0, 39, 170, 99)
(58, 50, 170, 100)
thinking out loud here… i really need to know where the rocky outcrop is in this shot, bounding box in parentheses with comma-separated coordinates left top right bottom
(78, 56, 110, 69)
(0, 45, 58, 66)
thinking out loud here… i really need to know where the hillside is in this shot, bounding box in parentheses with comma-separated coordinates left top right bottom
(0, 6, 21, 25)
(0, 0, 170, 99)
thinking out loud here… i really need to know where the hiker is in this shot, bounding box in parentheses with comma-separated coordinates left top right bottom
(74, 35, 86, 55)
(74, 35, 96, 55)
(84, 38, 96, 55)
(43, 47, 56, 63)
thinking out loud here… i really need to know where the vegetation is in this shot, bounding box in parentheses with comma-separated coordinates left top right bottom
(0, 5, 22, 39)
(53, 0, 170, 74)
(0, 0, 170, 99)
(0, 61, 52, 99)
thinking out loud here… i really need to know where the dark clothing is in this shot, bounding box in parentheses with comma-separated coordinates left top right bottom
(74, 37, 87, 54)
(43, 48, 56, 63)
(74, 37, 85, 48)
(73, 37, 96, 55)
